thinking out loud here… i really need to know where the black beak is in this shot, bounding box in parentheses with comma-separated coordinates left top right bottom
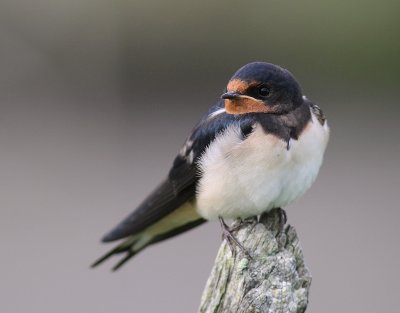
(221, 91, 241, 100)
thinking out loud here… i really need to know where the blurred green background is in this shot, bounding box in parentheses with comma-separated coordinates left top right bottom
(0, 1, 399, 313)
(2, 0, 399, 95)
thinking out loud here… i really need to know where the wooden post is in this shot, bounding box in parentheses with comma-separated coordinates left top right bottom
(198, 208, 311, 313)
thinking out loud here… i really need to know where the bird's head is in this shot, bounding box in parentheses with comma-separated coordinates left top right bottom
(222, 62, 303, 115)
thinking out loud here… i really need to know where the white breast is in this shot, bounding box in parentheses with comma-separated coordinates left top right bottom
(196, 112, 329, 220)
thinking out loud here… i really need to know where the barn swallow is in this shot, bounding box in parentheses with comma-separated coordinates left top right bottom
(92, 62, 329, 271)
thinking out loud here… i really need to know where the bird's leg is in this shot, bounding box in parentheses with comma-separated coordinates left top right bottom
(218, 217, 253, 259)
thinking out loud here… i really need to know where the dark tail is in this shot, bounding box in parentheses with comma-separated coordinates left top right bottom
(91, 236, 142, 271)
(91, 218, 205, 271)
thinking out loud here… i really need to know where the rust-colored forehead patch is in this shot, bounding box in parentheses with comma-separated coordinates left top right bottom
(226, 79, 260, 93)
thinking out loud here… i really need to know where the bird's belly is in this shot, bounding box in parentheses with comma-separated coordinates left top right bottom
(196, 117, 329, 220)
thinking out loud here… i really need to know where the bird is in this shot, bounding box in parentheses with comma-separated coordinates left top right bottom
(92, 62, 329, 271)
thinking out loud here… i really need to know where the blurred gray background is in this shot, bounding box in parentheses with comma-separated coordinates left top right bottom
(0, 1, 399, 312)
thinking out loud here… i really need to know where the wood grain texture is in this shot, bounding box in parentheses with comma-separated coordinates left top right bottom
(198, 209, 311, 313)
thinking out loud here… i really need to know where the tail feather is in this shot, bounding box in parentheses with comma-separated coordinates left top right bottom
(92, 208, 206, 270)
(91, 247, 120, 268)
(91, 236, 139, 269)
(111, 252, 137, 271)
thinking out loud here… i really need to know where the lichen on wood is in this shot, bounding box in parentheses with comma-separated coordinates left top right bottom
(198, 208, 311, 313)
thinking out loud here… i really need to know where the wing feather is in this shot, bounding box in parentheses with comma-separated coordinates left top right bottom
(102, 179, 195, 242)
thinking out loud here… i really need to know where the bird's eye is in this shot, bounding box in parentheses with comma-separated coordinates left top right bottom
(258, 87, 270, 97)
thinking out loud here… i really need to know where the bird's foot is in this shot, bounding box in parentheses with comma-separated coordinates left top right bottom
(278, 208, 287, 233)
(229, 217, 255, 233)
(219, 217, 253, 259)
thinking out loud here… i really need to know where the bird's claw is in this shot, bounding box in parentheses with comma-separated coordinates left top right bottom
(219, 217, 253, 259)
(278, 208, 287, 233)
